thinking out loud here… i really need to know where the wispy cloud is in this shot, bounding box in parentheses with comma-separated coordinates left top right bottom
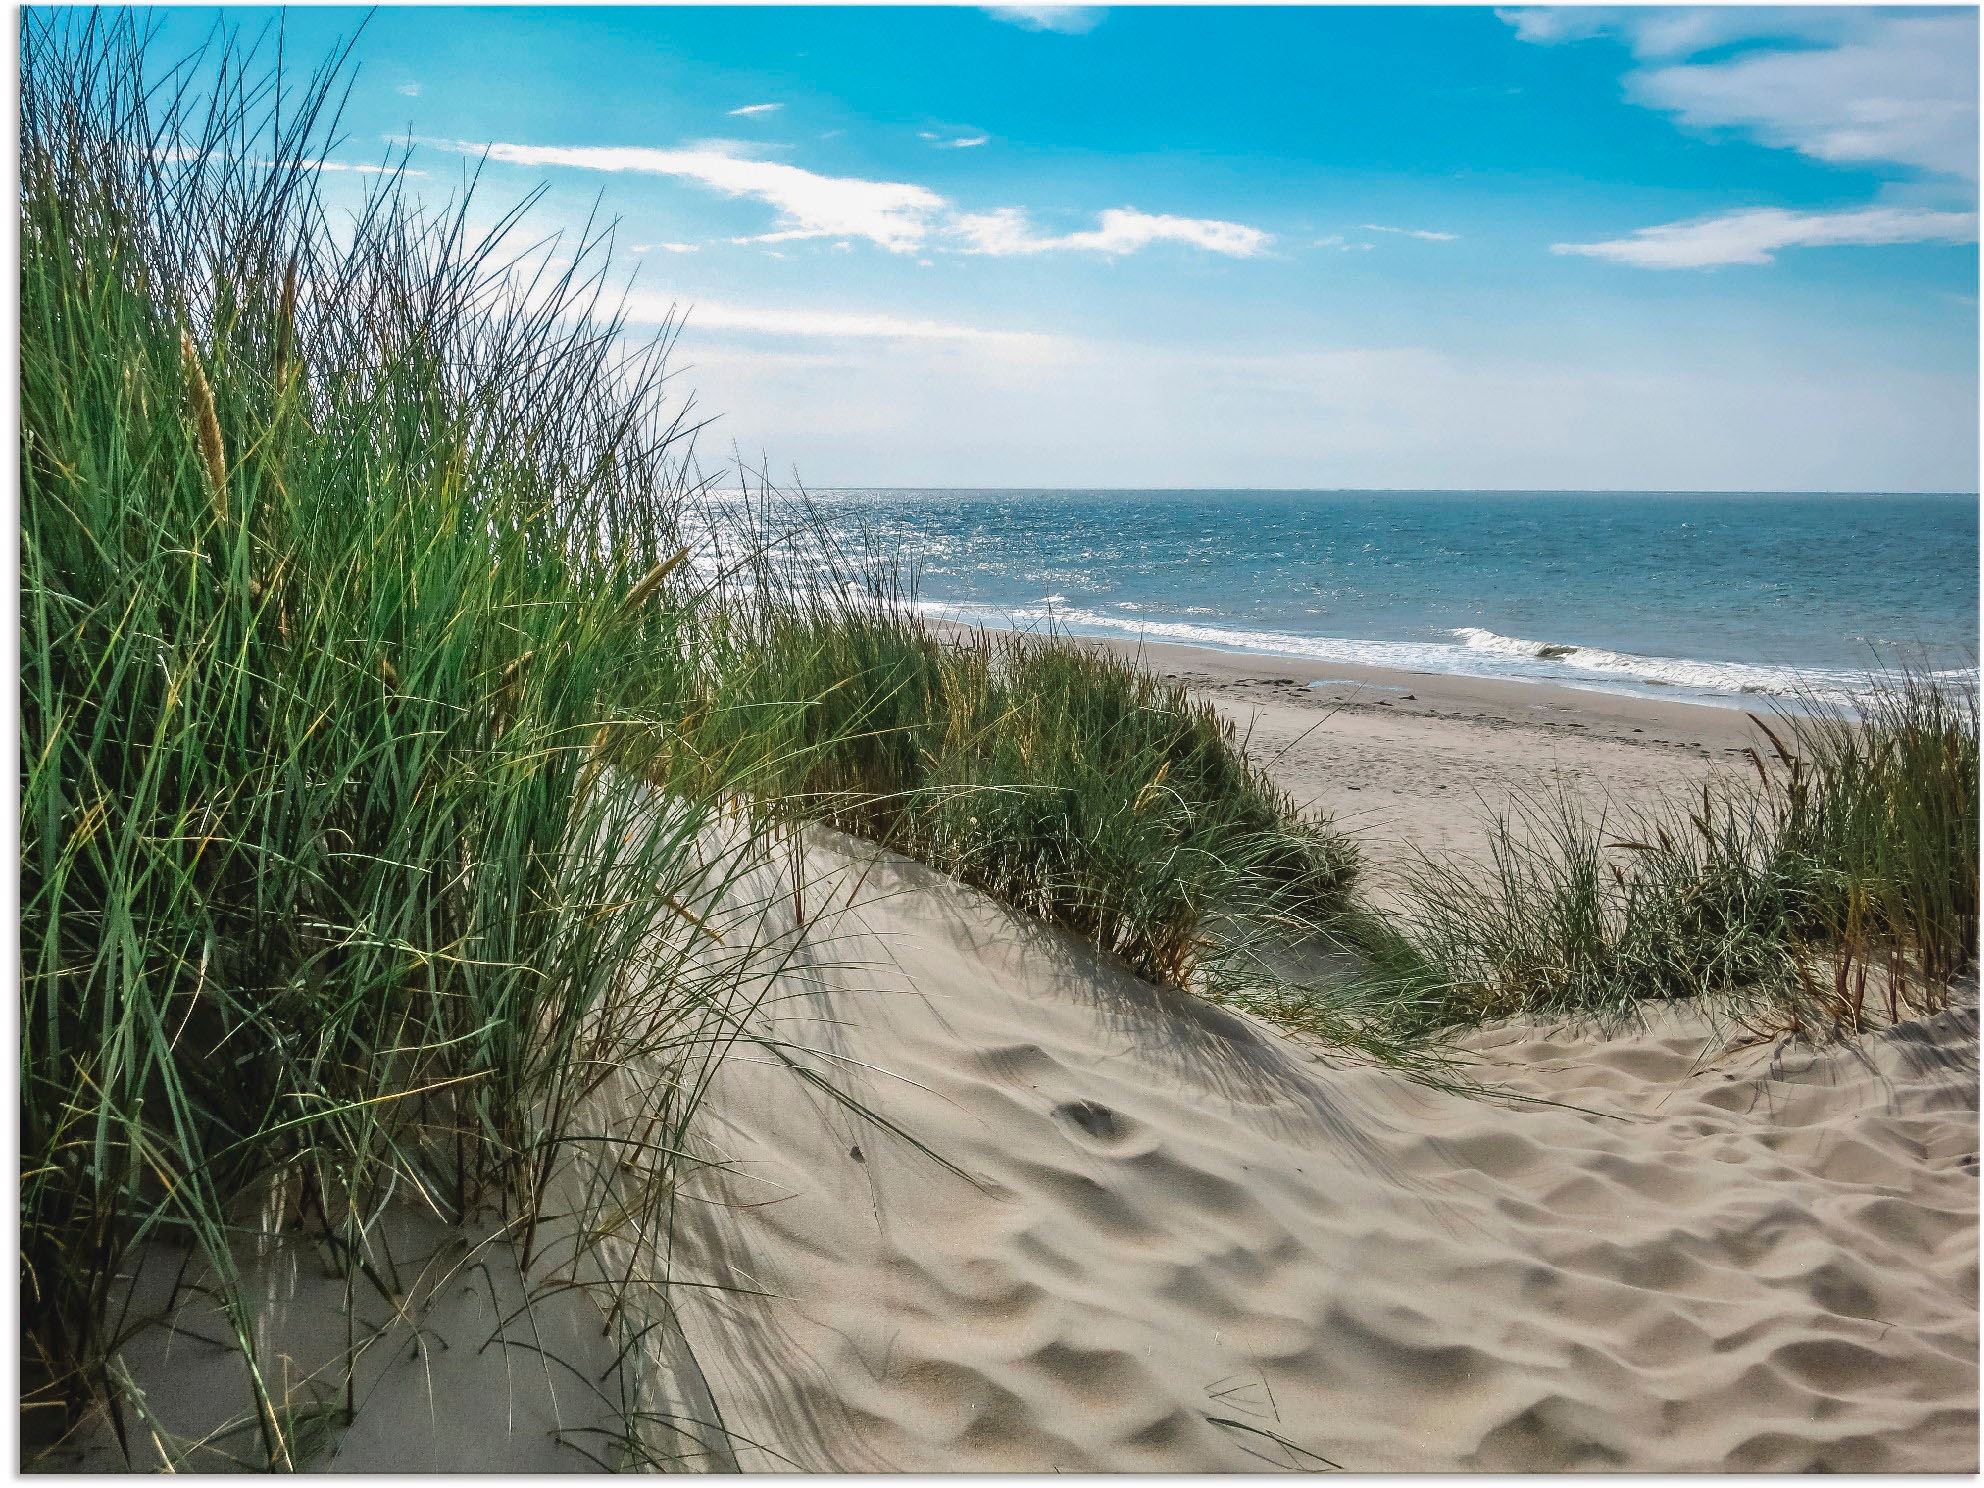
(690, 303, 1053, 345)
(982, 6, 1104, 34)
(497, 254, 1061, 348)
(439, 140, 946, 252)
(1362, 223, 1458, 241)
(1503, 8, 1979, 184)
(1315, 235, 1373, 252)
(1632, 16, 1978, 183)
(955, 206, 1272, 257)
(312, 160, 423, 176)
(631, 242, 699, 255)
(1553, 205, 1978, 269)
(394, 81, 421, 98)
(921, 130, 991, 149)
(438, 136, 1269, 260)
(1502, 8, 1882, 64)
(727, 102, 783, 117)
(233, 154, 423, 178)
(680, 136, 787, 158)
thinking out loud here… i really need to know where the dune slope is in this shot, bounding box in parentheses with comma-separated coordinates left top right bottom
(665, 833, 1978, 1473)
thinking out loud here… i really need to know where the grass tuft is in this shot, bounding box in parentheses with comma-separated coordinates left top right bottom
(663, 599, 1362, 991)
(1369, 671, 1977, 1037)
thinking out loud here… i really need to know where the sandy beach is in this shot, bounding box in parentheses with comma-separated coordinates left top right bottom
(939, 625, 1763, 881)
(1113, 635, 1760, 834)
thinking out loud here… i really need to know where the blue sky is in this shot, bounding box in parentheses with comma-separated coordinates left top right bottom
(144, 5, 1978, 490)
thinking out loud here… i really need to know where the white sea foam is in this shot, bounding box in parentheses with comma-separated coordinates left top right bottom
(914, 600, 1975, 709)
(1449, 627, 1868, 697)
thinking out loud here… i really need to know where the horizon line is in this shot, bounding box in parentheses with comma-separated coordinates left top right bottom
(793, 485, 1979, 497)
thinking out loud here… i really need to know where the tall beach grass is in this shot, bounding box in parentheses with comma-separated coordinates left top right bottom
(666, 599, 1361, 989)
(20, 12, 800, 1461)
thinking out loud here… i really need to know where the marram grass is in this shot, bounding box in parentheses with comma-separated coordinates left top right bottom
(1365, 671, 1978, 1038)
(664, 600, 1361, 990)
(20, 12, 785, 1463)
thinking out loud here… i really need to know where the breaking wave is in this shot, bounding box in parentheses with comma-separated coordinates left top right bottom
(911, 601, 1974, 709)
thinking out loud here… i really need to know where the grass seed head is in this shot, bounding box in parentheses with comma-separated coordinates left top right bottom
(180, 329, 228, 523)
(616, 546, 691, 622)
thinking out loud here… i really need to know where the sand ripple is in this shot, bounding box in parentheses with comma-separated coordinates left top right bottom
(661, 839, 1978, 1472)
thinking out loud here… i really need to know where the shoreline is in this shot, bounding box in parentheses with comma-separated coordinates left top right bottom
(903, 603, 1968, 716)
(932, 619, 1775, 748)
(1071, 631, 1774, 750)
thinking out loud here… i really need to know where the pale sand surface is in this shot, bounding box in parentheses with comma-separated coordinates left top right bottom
(41, 1210, 627, 1472)
(662, 834, 1978, 1472)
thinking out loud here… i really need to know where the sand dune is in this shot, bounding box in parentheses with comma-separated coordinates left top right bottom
(661, 832, 1978, 1473)
(52, 761, 1977, 1472)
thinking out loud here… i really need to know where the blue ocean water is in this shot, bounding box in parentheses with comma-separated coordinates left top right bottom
(804, 489, 1979, 708)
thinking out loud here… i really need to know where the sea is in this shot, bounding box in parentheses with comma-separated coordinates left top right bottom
(797, 489, 1979, 711)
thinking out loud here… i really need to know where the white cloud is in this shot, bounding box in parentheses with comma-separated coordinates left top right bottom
(1503, 8, 1979, 183)
(1496, 8, 1606, 48)
(948, 210, 1034, 254)
(631, 242, 699, 255)
(1361, 223, 1458, 242)
(728, 230, 806, 246)
(680, 136, 787, 158)
(1553, 205, 1978, 269)
(441, 140, 947, 252)
(1632, 15, 1978, 183)
(982, 6, 1103, 34)
(274, 157, 424, 177)
(395, 81, 421, 97)
(1314, 235, 1374, 252)
(689, 304, 1050, 345)
(441, 137, 1270, 261)
(921, 131, 992, 149)
(727, 103, 783, 117)
(1501, 8, 1875, 63)
(954, 206, 1272, 257)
